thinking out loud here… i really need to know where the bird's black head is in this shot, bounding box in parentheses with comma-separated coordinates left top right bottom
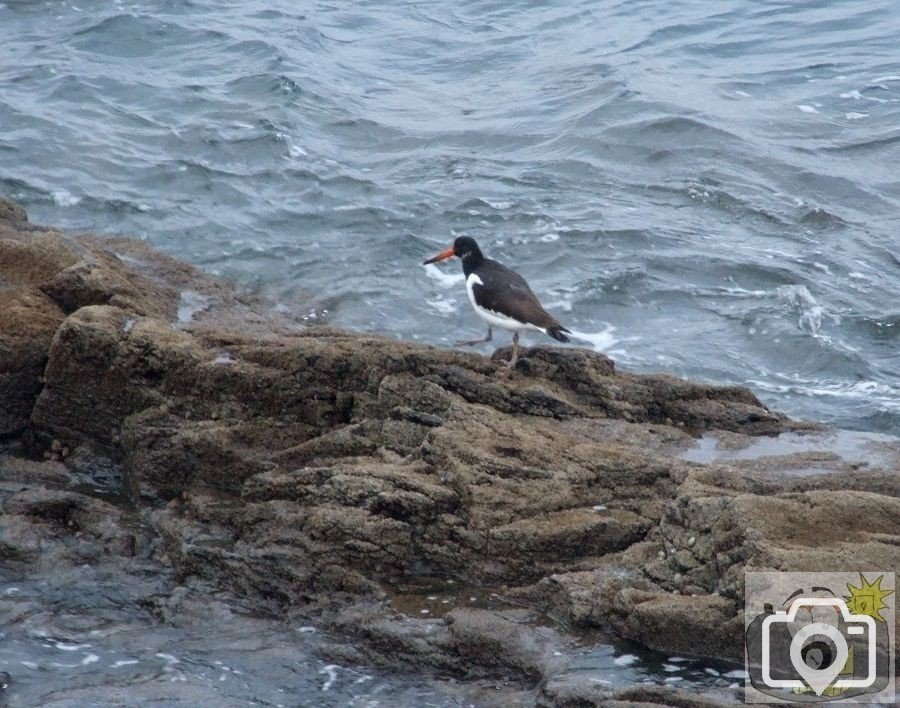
(453, 236, 482, 263)
(423, 236, 484, 275)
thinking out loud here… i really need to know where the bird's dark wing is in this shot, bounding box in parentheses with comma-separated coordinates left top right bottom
(472, 259, 561, 329)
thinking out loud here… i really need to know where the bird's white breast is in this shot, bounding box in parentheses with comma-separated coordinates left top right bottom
(465, 273, 544, 334)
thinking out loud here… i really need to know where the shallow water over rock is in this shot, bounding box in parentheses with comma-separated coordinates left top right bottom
(0, 568, 477, 707)
(681, 428, 900, 473)
(0, 560, 743, 706)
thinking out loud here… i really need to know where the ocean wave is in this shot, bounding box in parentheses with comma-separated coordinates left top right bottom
(71, 14, 228, 58)
(602, 116, 743, 146)
(750, 377, 900, 413)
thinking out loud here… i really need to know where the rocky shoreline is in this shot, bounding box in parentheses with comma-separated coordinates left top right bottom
(1, 197, 898, 706)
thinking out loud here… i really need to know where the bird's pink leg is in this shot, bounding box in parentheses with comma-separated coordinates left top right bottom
(455, 327, 492, 347)
(505, 332, 519, 368)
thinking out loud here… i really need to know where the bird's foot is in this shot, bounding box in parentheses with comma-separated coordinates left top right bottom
(455, 332, 492, 347)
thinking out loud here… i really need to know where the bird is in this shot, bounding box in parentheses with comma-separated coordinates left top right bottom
(423, 236, 571, 368)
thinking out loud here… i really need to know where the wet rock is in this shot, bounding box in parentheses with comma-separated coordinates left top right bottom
(539, 676, 740, 707)
(489, 508, 648, 567)
(0, 197, 27, 227)
(325, 605, 565, 684)
(0, 487, 141, 565)
(0, 234, 69, 435)
(445, 608, 564, 680)
(608, 591, 741, 662)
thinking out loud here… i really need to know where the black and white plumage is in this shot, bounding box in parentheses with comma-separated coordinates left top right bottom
(423, 236, 571, 368)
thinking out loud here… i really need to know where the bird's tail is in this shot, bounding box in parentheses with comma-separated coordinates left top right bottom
(546, 324, 571, 343)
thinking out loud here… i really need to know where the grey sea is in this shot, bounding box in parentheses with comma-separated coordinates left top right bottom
(1, 0, 899, 704)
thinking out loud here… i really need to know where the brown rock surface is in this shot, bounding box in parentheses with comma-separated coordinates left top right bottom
(1, 196, 897, 705)
(0, 209, 70, 436)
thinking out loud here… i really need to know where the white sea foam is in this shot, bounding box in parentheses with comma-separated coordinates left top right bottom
(723, 668, 748, 679)
(424, 263, 464, 287)
(288, 142, 307, 157)
(543, 296, 573, 313)
(839, 85, 894, 104)
(776, 284, 824, 335)
(797, 105, 818, 114)
(613, 654, 637, 666)
(427, 297, 457, 315)
(51, 189, 81, 207)
(751, 378, 900, 412)
(845, 112, 868, 120)
(721, 286, 768, 298)
(320, 664, 339, 692)
(567, 326, 618, 353)
(55, 642, 91, 651)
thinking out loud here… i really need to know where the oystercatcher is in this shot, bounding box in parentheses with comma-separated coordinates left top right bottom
(423, 236, 571, 368)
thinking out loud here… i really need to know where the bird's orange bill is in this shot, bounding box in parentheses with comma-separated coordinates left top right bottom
(423, 246, 455, 265)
